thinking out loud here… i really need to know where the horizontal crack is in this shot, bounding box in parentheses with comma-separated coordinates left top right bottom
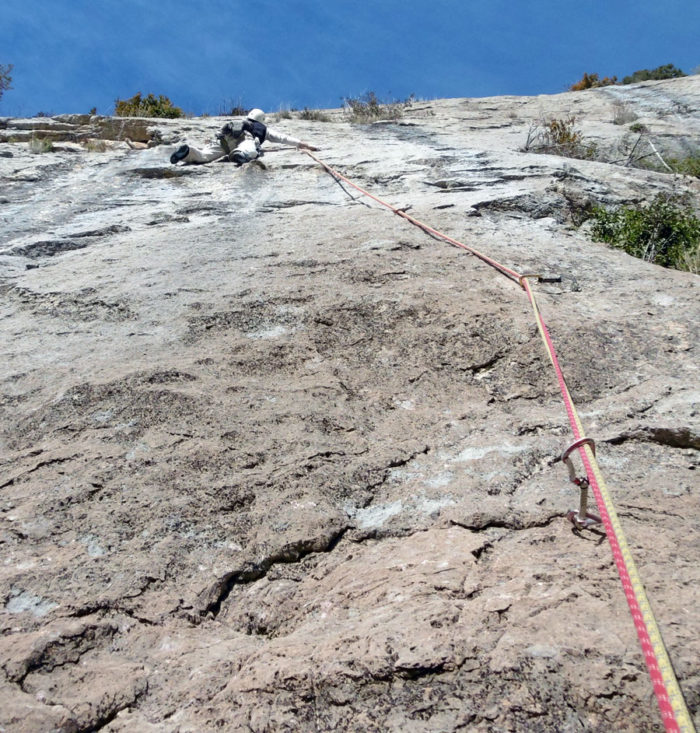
(617, 503, 685, 520)
(195, 525, 350, 619)
(449, 513, 561, 533)
(0, 453, 81, 489)
(606, 426, 699, 451)
(387, 445, 430, 468)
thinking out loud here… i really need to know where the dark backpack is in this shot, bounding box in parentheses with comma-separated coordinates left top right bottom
(242, 118, 267, 145)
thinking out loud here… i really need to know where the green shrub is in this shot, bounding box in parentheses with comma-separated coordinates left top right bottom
(669, 155, 700, 178)
(115, 92, 183, 118)
(622, 64, 686, 84)
(591, 193, 700, 271)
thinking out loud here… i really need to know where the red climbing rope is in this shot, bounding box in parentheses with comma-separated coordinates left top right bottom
(303, 149, 695, 733)
(304, 150, 521, 282)
(521, 275, 692, 733)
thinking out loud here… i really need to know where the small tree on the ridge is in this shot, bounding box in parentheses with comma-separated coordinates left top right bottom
(0, 63, 13, 102)
(570, 72, 618, 91)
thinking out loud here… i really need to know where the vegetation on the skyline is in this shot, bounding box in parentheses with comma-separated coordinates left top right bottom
(0, 63, 13, 102)
(342, 91, 414, 122)
(299, 107, 332, 122)
(622, 64, 687, 84)
(114, 92, 183, 119)
(218, 99, 248, 116)
(571, 63, 687, 91)
(570, 73, 618, 91)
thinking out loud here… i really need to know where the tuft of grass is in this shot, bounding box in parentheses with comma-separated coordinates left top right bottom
(299, 107, 331, 122)
(524, 116, 597, 160)
(636, 154, 700, 179)
(669, 154, 700, 179)
(590, 192, 700, 271)
(678, 246, 700, 274)
(83, 138, 107, 152)
(29, 136, 54, 154)
(342, 91, 414, 122)
(612, 101, 638, 125)
(218, 99, 247, 117)
(629, 122, 648, 134)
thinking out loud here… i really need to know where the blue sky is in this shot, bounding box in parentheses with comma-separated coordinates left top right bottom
(1, 0, 699, 117)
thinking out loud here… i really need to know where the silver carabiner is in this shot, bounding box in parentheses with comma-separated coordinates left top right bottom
(561, 438, 601, 530)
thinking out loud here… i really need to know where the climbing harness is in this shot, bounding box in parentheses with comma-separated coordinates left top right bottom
(302, 150, 695, 733)
(202, 146, 298, 166)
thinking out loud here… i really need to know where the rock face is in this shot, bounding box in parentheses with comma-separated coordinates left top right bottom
(1, 77, 699, 731)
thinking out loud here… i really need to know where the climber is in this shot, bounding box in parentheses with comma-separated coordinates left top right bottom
(169, 108, 319, 166)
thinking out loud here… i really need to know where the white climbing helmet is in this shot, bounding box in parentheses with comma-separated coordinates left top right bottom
(247, 108, 265, 123)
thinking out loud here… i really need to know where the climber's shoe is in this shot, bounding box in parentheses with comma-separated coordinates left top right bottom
(230, 150, 252, 166)
(170, 144, 190, 165)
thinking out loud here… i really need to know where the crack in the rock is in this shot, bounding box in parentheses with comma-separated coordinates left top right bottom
(618, 503, 685, 521)
(348, 445, 433, 502)
(393, 661, 450, 680)
(82, 680, 149, 733)
(466, 353, 505, 375)
(5, 623, 118, 687)
(449, 513, 561, 534)
(196, 525, 351, 619)
(260, 199, 341, 212)
(606, 426, 699, 451)
(57, 577, 163, 624)
(386, 445, 430, 468)
(58, 600, 121, 619)
(0, 453, 82, 489)
(367, 653, 480, 686)
(305, 450, 349, 461)
(471, 541, 493, 561)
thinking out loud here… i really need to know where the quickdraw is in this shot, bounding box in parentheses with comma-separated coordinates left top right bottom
(561, 437, 602, 530)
